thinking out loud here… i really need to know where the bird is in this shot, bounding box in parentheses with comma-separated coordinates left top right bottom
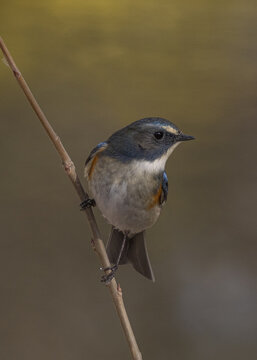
(82, 117, 194, 283)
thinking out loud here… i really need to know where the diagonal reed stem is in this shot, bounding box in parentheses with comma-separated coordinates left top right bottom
(0, 37, 142, 360)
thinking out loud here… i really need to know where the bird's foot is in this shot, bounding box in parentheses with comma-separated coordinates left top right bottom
(100, 265, 118, 284)
(80, 198, 96, 210)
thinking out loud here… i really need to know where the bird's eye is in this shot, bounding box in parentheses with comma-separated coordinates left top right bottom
(154, 131, 164, 140)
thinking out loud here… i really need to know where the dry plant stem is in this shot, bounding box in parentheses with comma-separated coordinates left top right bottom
(0, 37, 142, 360)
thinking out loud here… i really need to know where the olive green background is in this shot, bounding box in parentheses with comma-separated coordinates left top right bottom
(1, 1, 256, 359)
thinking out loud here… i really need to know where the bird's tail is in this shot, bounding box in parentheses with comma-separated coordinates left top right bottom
(106, 227, 155, 281)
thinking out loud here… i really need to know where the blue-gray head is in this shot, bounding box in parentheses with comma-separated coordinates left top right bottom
(105, 117, 194, 163)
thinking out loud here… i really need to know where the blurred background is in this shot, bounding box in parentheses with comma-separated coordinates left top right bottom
(1, 1, 257, 359)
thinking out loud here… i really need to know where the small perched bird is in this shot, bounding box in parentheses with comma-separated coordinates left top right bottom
(83, 117, 194, 282)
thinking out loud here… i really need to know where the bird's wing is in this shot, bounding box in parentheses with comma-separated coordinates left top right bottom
(85, 142, 108, 165)
(84, 142, 108, 178)
(160, 171, 168, 206)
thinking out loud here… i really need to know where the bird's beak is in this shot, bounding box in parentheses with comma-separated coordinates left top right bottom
(176, 133, 195, 142)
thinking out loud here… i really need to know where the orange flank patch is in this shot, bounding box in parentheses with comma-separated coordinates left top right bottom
(148, 184, 162, 209)
(87, 144, 107, 179)
(88, 155, 99, 179)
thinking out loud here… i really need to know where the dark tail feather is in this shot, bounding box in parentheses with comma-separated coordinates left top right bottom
(106, 227, 155, 281)
(127, 231, 155, 281)
(106, 227, 129, 265)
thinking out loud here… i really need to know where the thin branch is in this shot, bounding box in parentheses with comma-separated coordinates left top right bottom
(0, 37, 142, 360)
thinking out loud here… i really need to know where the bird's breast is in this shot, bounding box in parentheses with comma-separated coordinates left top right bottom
(87, 155, 163, 233)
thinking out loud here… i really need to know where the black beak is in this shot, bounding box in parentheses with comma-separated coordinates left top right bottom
(176, 133, 195, 142)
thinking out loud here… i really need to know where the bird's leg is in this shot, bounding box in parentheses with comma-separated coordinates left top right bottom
(80, 198, 96, 210)
(101, 232, 127, 284)
(116, 232, 127, 266)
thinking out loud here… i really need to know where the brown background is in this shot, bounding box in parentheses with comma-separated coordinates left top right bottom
(1, 1, 257, 359)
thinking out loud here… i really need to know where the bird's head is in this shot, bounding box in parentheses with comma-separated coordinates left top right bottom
(106, 117, 194, 168)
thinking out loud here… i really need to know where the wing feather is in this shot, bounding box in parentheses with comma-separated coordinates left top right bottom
(160, 171, 168, 205)
(84, 142, 108, 178)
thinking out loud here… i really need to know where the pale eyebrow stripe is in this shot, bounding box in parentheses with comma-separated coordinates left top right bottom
(143, 122, 179, 135)
(161, 125, 179, 135)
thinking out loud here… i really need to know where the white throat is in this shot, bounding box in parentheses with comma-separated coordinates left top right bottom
(133, 142, 180, 173)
